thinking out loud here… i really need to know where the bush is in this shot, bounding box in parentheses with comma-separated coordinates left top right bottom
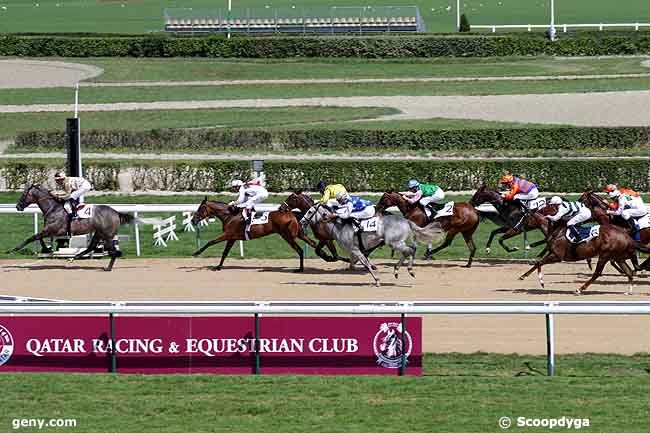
(2, 158, 649, 193)
(15, 127, 650, 153)
(2, 32, 650, 58)
(459, 14, 471, 33)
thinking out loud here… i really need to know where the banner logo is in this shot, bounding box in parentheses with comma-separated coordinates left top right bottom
(373, 322, 412, 369)
(0, 324, 15, 367)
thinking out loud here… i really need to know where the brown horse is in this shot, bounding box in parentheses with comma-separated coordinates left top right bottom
(519, 211, 647, 294)
(280, 192, 344, 263)
(376, 191, 479, 267)
(191, 198, 317, 272)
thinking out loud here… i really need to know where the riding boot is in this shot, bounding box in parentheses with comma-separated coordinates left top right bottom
(66, 213, 73, 237)
(568, 225, 582, 243)
(627, 218, 637, 234)
(426, 204, 436, 219)
(243, 210, 252, 241)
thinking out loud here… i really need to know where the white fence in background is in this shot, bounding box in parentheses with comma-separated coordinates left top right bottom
(473, 23, 650, 33)
(0, 203, 282, 258)
(2, 299, 650, 376)
(153, 215, 179, 247)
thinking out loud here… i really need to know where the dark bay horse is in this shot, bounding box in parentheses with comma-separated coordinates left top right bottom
(470, 185, 547, 254)
(377, 191, 479, 267)
(280, 192, 343, 263)
(519, 211, 648, 294)
(190, 198, 318, 272)
(10, 184, 153, 271)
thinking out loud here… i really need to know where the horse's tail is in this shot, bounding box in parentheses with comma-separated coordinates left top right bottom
(408, 220, 445, 245)
(119, 213, 165, 226)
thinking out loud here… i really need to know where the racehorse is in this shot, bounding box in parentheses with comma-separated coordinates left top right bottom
(303, 204, 444, 286)
(470, 185, 547, 254)
(280, 192, 345, 263)
(518, 211, 647, 294)
(376, 191, 480, 267)
(9, 184, 158, 271)
(190, 198, 318, 272)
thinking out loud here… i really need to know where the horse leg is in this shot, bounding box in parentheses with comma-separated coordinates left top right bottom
(615, 260, 635, 295)
(462, 231, 477, 268)
(70, 232, 100, 261)
(350, 248, 380, 286)
(576, 257, 608, 295)
(407, 244, 417, 278)
(39, 238, 52, 254)
(192, 233, 228, 257)
(529, 238, 547, 249)
(314, 241, 336, 262)
(391, 241, 413, 279)
(498, 229, 522, 254)
(213, 240, 236, 271)
(279, 232, 305, 273)
(485, 226, 507, 255)
(7, 231, 46, 254)
(426, 232, 456, 260)
(519, 253, 559, 283)
(102, 236, 122, 272)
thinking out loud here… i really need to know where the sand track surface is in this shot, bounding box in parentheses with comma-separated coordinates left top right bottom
(3, 258, 650, 355)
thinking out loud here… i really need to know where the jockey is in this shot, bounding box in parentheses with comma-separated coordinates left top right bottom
(317, 180, 348, 206)
(604, 184, 647, 231)
(500, 173, 539, 210)
(401, 179, 445, 215)
(53, 171, 93, 217)
(546, 196, 592, 242)
(332, 192, 375, 222)
(229, 179, 269, 240)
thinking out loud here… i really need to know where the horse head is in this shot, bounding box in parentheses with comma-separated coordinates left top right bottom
(191, 197, 210, 225)
(470, 184, 501, 207)
(284, 191, 314, 212)
(578, 190, 606, 210)
(16, 184, 51, 211)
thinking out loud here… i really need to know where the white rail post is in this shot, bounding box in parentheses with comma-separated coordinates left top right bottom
(134, 211, 141, 257)
(32, 213, 39, 253)
(456, 0, 460, 32)
(239, 240, 244, 257)
(546, 311, 555, 376)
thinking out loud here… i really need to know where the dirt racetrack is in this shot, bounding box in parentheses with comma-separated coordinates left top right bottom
(3, 258, 650, 355)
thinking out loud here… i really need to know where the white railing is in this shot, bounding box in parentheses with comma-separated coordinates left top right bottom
(0, 203, 282, 258)
(473, 23, 650, 33)
(2, 299, 650, 376)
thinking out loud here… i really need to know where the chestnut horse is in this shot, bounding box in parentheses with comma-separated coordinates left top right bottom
(519, 211, 648, 294)
(190, 198, 317, 272)
(376, 191, 479, 267)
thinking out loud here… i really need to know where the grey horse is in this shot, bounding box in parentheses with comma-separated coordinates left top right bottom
(9, 184, 160, 271)
(303, 204, 444, 286)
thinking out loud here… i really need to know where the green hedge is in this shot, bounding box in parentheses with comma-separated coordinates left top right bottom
(2, 158, 649, 193)
(2, 32, 650, 57)
(14, 127, 650, 153)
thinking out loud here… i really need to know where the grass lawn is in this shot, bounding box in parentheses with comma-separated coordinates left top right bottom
(0, 0, 648, 33)
(0, 106, 398, 140)
(3, 76, 650, 106)
(1, 353, 649, 433)
(73, 56, 650, 82)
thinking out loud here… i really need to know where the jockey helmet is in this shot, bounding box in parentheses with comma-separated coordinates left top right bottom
(230, 179, 244, 188)
(335, 191, 348, 202)
(407, 179, 420, 189)
(500, 174, 514, 184)
(604, 184, 620, 198)
(316, 180, 327, 192)
(549, 196, 562, 205)
(54, 171, 66, 181)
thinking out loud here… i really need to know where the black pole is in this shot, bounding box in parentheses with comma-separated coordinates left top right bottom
(400, 313, 406, 376)
(109, 313, 117, 373)
(66, 118, 81, 177)
(254, 313, 261, 375)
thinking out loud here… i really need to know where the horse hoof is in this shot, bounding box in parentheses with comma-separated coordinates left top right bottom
(518, 276, 525, 281)
(409, 271, 416, 278)
(374, 281, 381, 287)
(463, 264, 472, 268)
(371, 265, 378, 271)
(103, 267, 112, 272)
(394, 272, 399, 279)
(511, 247, 519, 252)
(41, 248, 52, 254)
(293, 269, 304, 273)
(574, 289, 582, 295)
(68, 258, 75, 263)
(485, 248, 491, 255)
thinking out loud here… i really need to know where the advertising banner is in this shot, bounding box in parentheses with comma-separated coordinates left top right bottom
(0, 317, 421, 375)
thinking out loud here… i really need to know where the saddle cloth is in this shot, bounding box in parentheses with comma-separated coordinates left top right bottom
(434, 201, 454, 219)
(251, 212, 270, 226)
(523, 198, 547, 210)
(354, 217, 379, 232)
(636, 214, 650, 231)
(76, 204, 94, 219)
(566, 225, 600, 244)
